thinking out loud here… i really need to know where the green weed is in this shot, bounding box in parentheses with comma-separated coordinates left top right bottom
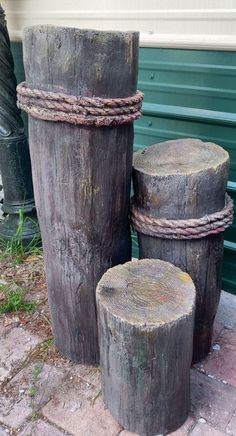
(30, 410, 38, 421)
(28, 363, 44, 421)
(28, 385, 38, 398)
(0, 283, 37, 314)
(0, 209, 42, 264)
(33, 363, 43, 380)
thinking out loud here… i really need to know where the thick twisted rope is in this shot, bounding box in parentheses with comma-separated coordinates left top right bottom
(17, 82, 143, 127)
(130, 193, 234, 240)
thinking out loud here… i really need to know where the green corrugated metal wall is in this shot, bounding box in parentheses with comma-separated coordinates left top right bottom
(135, 48, 236, 294)
(10, 43, 236, 294)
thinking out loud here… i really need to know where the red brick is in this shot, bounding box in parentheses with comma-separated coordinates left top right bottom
(70, 363, 101, 388)
(189, 421, 225, 435)
(215, 291, 236, 330)
(204, 329, 236, 387)
(226, 413, 236, 435)
(19, 420, 65, 436)
(190, 370, 236, 430)
(43, 379, 121, 436)
(212, 321, 224, 343)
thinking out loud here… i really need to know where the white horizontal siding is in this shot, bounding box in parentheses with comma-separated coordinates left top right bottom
(2, 0, 236, 49)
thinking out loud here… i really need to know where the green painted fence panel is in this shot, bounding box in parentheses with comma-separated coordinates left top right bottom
(10, 43, 236, 294)
(134, 48, 236, 294)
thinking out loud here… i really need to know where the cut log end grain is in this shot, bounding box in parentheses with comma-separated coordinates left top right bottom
(97, 259, 195, 327)
(133, 138, 229, 177)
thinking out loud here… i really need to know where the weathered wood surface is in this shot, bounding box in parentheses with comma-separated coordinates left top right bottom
(97, 259, 195, 436)
(133, 138, 229, 362)
(23, 26, 139, 362)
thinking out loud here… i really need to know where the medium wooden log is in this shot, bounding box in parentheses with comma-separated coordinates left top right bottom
(23, 26, 139, 362)
(132, 138, 230, 362)
(97, 259, 196, 436)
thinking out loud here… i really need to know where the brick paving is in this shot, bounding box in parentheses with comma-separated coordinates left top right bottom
(0, 290, 236, 435)
(0, 327, 41, 383)
(0, 426, 8, 436)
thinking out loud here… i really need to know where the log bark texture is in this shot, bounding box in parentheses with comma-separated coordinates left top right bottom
(23, 26, 139, 362)
(97, 258, 196, 436)
(132, 138, 229, 363)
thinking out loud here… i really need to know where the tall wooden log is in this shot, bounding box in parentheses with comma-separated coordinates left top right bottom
(23, 26, 139, 362)
(97, 259, 196, 436)
(132, 138, 230, 363)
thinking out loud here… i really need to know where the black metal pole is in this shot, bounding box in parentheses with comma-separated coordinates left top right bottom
(0, 5, 39, 244)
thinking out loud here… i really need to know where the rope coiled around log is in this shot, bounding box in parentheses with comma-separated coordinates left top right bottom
(17, 82, 143, 127)
(130, 193, 234, 240)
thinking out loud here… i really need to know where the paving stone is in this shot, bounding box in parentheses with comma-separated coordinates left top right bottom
(19, 419, 67, 436)
(0, 327, 41, 383)
(0, 368, 9, 384)
(0, 316, 19, 339)
(226, 413, 236, 435)
(0, 362, 65, 429)
(43, 378, 121, 436)
(189, 421, 225, 435)
(203, 329, 236, 387)
(8, 361, 66, 406)
(70, 364, 101, 388)
(0, 395, 30, 429)
(0, 425, 9, 436)
(191, 370, 236, 431)
(0, 320, 6, 337)
(215, 291, 236, 329)
(212, 321, 224, 343)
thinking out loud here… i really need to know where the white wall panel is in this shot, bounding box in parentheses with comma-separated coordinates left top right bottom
(2, 0, 236, 49)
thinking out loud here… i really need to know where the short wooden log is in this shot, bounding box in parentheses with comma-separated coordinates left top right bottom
(132, 138, 229, 363)
(23, 26, 139, 362)
(97, 259, 196, 436)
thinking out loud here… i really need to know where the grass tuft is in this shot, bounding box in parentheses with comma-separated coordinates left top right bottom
(28, 385, 38, 398)
(0, 284, 37, 314)
(0, 209, 42, 264)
